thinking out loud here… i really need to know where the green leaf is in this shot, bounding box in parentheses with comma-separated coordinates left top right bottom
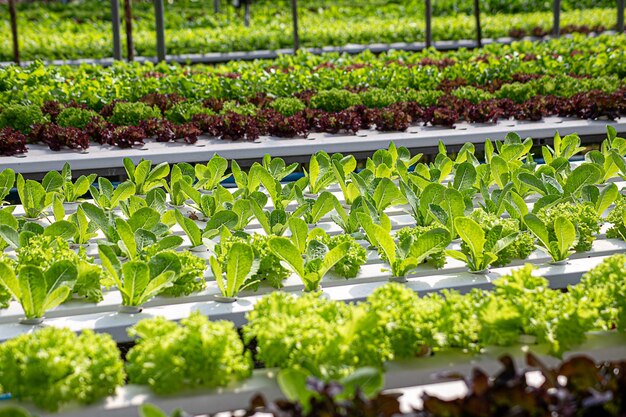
(139, 404, 169, 417)
(110, 181, 136, 208)
(554, 216, 576, 257)
(524, 214, 550, 248)
(206, 210, 238, 231)
(309, 191, 335, 223)
(409, 228, 451, 264)
(288, 217, 309, 253)
(116, 218, 137, 259)
(338, 367, 384, 399)
(0, 262, 20, 300)
(148, 252, 181, 280)
(41, 285, 71, 313)
(43, 220, 78, 241)
(277, 368, 313, 405)
(453, 162, 476, 191)
(226, 243, 256, 297)
(268, 237, 305, 279)
(455, 217, 485, 256)
(174, 209, 202, 247)
(19, 266, 47, 318)
(44, 260, 77, 293)
(596, 183, 618, 214)
(517, 172, 547, 195)
(357, 213, 396, 266)
(0, 225, 19, 249)
(140, 271, 175, 303)
(319, 242, 350, 278)
(122, 261, 151, 306)
(563, 164, 602, 196)
(372, 178, 402, 212)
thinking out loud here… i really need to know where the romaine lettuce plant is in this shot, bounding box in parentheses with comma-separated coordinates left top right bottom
(268, 234, 350, 292)
(194, 154, 231, 191)
(0, 260, 77, 320)
(98, 246, 178, 308)
(294, 189, 337, 225)
(165, 163, 194, 207)
(57, 163, 96, 203)
(209, 242, 260, 298)
(304, 152, 337, 195)
(90, 178, 136, 211)
(17, 174, 53, 219)
(359, 213, 451, 279)
(446, 217, 517, 272)
(523, 214, 576, 263)
(123, 158, 170, 196)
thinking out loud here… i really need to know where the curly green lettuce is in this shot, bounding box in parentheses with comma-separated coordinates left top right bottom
(126, 312, 252, 394)
(0, 327, 124, 412)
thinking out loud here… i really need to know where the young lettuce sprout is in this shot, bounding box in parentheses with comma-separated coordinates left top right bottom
(123, 158, 170, 196)
(17, 174, 54, 219)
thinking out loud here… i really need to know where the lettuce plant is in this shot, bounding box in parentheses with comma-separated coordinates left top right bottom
(0, 104, 47, 133)
(270, 97, 305, 117)
(215, 231, 290, 288)
(17, 174, 53, 219)
(194, 154, 231, 191)
(0, 327, 124, 411)
(209, 242, 260, 298)
(0, 260, 77, 320)
(126, 312, 252, 394)
(294, 190, 337, 225)
(254, 163, 302, 209)
(244, 291, 390, 380)
(446, 217, 517, 272)
(523, 214, 576, 262)
(123, 158, 170, 195)
(67, 206, 98, 244)
(164, 102, 214, 123)
(108, 102, 162, 126)
(268, 233, 350, 292)
(56, 107, 103, 129)
(143, 249, 206, 297)
(359, 213, 451, 278)
(115, 214, 182, 260)
(15, 234, 104, 302)
(54, 163, 97, 203)
(164, 163, 194, 206)
(90, 178, 136, 211)
(304, 152, 337, 195)
(98, 246, 178, 307)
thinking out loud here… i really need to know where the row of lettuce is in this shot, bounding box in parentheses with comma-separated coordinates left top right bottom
(2, 129, 626, 315)
(0, 0, 616, 62)
(1, 254, 625, 412)
(1, 35, 625, 152)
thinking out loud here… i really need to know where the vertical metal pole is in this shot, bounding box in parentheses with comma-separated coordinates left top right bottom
(124, 0, 135, 61)
(213, 0, 220, 13)
(8, 0, 19, 64)
(425, 0, 432, 48)
(291, 0, 300, 52)
(110, 0, 122, 60)
(154, 0, 166, 62)
(244, 0, 250, 27)
(474, 0, 482, 48)
(552, 0, 561, 38)
(618, 0, 625, 33)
